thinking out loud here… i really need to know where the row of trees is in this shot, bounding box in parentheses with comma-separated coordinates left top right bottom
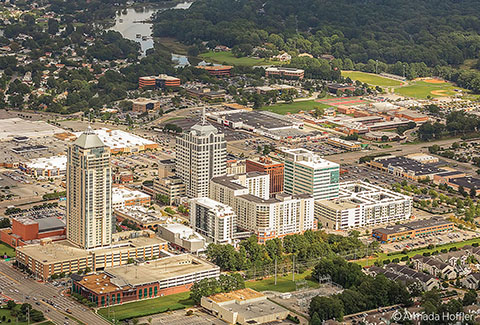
(189, 274, 245, 304)
(206, 232, 371, 272)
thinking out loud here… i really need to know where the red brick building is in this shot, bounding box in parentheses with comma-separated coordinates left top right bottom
(246, 157, 284, 194)
(0, 217, 66, 247)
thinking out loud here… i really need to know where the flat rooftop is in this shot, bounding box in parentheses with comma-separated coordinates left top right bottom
(106, 254, 218, 287)
(0, 118, 65, 141)
(374, 217, 452, 235)
(282, 148, 339, 169)
(208, 288, 264, 303)
(73, 128, 156, 150)
(17, 235, 166, 263)
(221, 110, 293, 130)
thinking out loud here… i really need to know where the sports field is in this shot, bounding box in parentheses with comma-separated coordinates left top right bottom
(341, 71, 403, 87)
(199, 51, 280, 67)
(260, 100, 330, 115)
(395, 79, 464, 99)
(97, 291, 193, 322)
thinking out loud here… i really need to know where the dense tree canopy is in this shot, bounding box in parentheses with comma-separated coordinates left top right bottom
(153, 0, 480, 66)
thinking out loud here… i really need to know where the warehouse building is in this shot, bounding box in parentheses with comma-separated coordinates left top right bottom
(72, 128, 158, 154)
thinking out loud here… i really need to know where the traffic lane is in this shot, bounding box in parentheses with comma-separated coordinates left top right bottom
(0, 262, 109, 325)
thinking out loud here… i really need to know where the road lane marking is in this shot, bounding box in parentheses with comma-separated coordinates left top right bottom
(0, 271, 20, 284)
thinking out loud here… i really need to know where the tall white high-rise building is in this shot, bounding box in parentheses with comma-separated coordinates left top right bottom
(66, 127, 112, 249)
(282, 148, 340, 200)
(175, 112, 226, 198)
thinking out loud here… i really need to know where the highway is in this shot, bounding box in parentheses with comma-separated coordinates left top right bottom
(0, 261, 109, 325)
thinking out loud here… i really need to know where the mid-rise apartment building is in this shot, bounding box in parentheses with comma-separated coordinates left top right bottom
(209, 172, 315, 243)
(315, 181, 412, 230)
(190, 197, 236, 244)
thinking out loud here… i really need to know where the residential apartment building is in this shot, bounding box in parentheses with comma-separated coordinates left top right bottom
(246, 156, 284, 194)
(190, 197, 236, 244)
(175, 115, 227, 198)
(283, 148, 340, 200)
(209, 173, 315, 243)
(315, 181, 412, 230)
(66, 127, 113, 249)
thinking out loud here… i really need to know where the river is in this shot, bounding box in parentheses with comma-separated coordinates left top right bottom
(109, 1, 193, 61)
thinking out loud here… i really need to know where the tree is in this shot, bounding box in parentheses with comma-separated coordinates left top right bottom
(462, 289, 477, 306)
(7, 300, 16, 309)
(470, 187, 477, 198)
(48, 18, 59, 35)
(309, 296, 344, 321)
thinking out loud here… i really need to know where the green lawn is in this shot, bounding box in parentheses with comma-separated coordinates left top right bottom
(355, 236, 480, 267)
(260, 100, 330, 115)
(199, 51, 280, 67)
(341, 71, 403, 87)
(0, 307, 27, 325)
(395, 80, 465, 99)
(97, 291, 193, 322)
(0, 242, 15, 258)
(246, 270, 319, 293)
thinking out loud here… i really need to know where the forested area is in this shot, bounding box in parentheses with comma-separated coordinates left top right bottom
(153, 0, 480, 66)
(309, 257, 412, 322)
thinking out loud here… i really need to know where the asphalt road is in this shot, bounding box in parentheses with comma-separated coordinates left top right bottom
(0, 261, 109, 325)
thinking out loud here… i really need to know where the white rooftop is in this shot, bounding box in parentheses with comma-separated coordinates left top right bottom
(0, 118, 65, 141)
(112, 187, 150, 203)
(73, 128, 156, 150)
(24, 155, 67, 170)
(282, 148, 339, 169)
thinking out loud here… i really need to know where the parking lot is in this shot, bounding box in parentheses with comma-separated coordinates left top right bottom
(137, 308, 225, 325)
(382, 228, 477, 253)
(340, 164, 405, 186)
